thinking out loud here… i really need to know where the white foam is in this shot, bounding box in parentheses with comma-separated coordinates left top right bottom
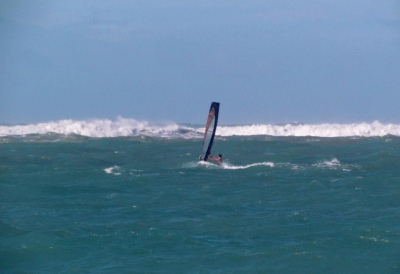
(196, 161, 215, 168)
(312, 158, 360, 171)
(0, 117, 194, 138)
(104, 165, 121, 175)
(222, 162, 275, 170)
(324, 158, 341, 167)
(187, 161, 274, 169)
(1, 119, 399, 138)
(215, 121, 400, 137)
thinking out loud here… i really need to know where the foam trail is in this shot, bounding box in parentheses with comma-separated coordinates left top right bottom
(190, 161, 274, 169)
(222, 162, 275, 170)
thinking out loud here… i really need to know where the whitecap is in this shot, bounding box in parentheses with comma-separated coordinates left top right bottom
(2, 119, 399, 138)
(215, 121, 400, 137)
(313, 158, 341, 169)
(0, 117, 199, 139)
(104, 165, 121, 175)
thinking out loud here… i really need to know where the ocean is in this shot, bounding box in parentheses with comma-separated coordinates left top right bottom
(1, 119, 399, 273)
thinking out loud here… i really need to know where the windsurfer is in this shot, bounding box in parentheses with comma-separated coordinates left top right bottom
(209, 154, 222, 165)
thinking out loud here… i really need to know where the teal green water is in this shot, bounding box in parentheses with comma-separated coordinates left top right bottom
(1, 135, 399, 273)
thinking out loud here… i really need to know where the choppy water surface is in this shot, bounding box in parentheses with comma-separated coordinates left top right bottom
(1, 123, 399, 273)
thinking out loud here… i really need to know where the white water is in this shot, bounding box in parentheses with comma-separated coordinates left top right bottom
(216, 121, 400, 137)
(1, 118, 400, 138)
(221, 162, 275, 170)
(0, 118, 190, 138)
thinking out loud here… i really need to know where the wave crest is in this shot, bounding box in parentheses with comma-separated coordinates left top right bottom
(0, 118, 196, 138)
(1, 119, 399, 138)
(217, 121, 400, 137)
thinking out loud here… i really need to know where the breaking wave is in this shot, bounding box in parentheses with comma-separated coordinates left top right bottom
(217, 122, 400, 137)
(1, 118, 399, 138)
(0, 118, 197, 138)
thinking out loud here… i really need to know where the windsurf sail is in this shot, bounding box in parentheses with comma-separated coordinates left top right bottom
(199, 102, 220, 161)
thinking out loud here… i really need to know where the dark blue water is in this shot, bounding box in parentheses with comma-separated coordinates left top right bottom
(1, 135, 399, 273)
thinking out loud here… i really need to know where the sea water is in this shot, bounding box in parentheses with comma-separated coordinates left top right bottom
(1, 119, 399, 273)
